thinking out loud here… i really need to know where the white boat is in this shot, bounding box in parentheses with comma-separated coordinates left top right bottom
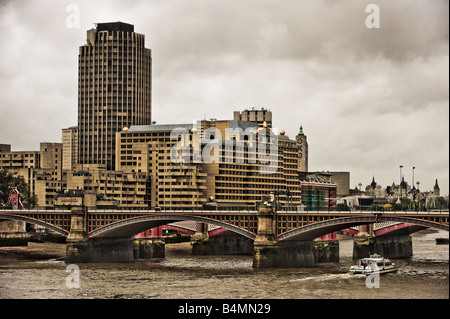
(348, 254, 399, 275)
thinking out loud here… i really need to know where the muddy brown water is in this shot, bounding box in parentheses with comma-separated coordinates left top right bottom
(0, 230, 448, 299)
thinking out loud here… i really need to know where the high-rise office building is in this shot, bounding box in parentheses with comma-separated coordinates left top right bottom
(62, 126, 78, 171)
(77, 22, 152, 170)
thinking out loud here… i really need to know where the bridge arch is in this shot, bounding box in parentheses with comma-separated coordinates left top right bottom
(162, 224, 228, 237)
(374, 223, 428, 237)
(162, 224, 195, 235)
(0, 213, 69, 237)
(277, 216, 449, 241)
(89, 214, 256, 239)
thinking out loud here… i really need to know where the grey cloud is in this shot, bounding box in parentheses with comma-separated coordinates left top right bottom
(0, 0, 448, 194)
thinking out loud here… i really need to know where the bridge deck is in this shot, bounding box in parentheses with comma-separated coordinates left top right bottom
(0, 209, 448, 238)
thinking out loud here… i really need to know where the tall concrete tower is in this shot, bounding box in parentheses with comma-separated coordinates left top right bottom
(77, 22, 152, 170)
(295, 125, 308, 172)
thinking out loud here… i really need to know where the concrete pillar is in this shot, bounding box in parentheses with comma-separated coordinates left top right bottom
(252, 204, 279, 268)
(0, 220, 30, 246)
(375, 235, 413, 258)
(358, 224, 369, 235)
(87, 237, 135, 262)
(278, 240, 316, 267)
(195, 222, 208, 235)
(66, 206, 135, 263)
(313, 232, 339, 262)
(191, 222, 211, 254)
(358, 224, 374, 236)
(133, 231, 146, 258)
(252, 203, 320, 268)
(192, 222, 208, 241)
(313, 240, 339, 263)
(0, 220, 26, 232)
(192, 231, 254, 255)
(65, 206, 90, 263)
(149, 226, 165, 258)
(134, 227, 165, 259)
(353, 235, 413, 259)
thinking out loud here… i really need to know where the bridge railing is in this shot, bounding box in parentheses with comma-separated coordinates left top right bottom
(0, 208, 71, 213)
(0, 206, 448, 215)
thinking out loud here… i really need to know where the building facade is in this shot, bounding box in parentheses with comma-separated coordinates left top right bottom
(233, 108, 272, 128)
(327, 171, 350, 197)
(298, 172, 337, 211)
(77, 22, 152, 171)
(62, 126, 78, 171)
(65, 164, 148, 208)
(115, 111, 309, 210)
(0, 143, 64, 208)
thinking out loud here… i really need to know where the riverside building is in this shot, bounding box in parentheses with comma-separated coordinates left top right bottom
(115, 109, 313, 210)
(77, 22, 152, 171)
(0, 143, 64, 208)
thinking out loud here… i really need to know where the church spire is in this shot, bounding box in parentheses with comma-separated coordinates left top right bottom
(434, 179, 440, 196)
(370, 176, 377, 188)
(400, 176, 407, 189)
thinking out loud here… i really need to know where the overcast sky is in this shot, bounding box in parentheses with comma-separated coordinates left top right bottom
(0, 0, 448, 195)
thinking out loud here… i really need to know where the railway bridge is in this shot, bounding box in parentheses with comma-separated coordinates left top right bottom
(0, 206, 448, 268)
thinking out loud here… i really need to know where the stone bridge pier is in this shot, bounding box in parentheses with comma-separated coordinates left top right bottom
(252, 204, 319, 268)
(353, 223, 412, 259)
(65, 207, 134, 263)
(191, 222, 254, 255)
(133, 227, 165, 259)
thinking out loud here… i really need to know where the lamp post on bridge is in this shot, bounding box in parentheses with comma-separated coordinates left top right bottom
(416, 181, 420, 211)
(358, 182, 362, 212)
(412, 167, 415, 211)
(399, 165, 403, 202)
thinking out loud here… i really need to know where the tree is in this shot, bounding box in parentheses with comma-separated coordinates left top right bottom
(391, 199, 409, 211)
(392, 202, 402, 211)
(0, 169, 37, 208)
(435, 196, 449, 209)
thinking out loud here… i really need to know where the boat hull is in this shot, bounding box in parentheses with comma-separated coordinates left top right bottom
(363, 266, 399, 276)
(348, 254, 399, 275)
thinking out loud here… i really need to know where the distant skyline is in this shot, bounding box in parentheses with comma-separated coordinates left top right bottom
(0, 0, 448, 195)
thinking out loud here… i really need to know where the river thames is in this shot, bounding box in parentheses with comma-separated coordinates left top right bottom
(0, 230, 448, 300)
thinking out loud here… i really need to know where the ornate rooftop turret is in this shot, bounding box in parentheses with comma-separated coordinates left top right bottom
(370, 176, 377, 189)
(434, 179, 440, 196)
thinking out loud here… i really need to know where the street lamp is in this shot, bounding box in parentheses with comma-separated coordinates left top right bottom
(412, 167, 415, 211)
(399, 165, 403, 202)
(358, 182, 362, 211)
(416, 181, 420, 211)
